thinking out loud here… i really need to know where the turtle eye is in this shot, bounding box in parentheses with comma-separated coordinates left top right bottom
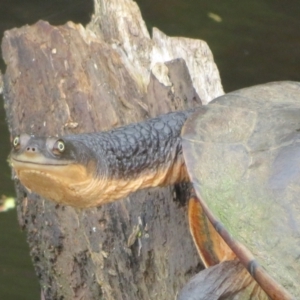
(12, 136, 20, 150)
(52, 139, 65, 155)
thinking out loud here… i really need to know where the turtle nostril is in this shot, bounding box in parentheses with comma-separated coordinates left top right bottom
(26, 147, 36, 152)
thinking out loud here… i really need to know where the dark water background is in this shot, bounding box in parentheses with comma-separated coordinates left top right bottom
(0, 0, 299, 298)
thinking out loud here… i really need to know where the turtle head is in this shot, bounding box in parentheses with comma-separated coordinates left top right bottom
(10, 134, 98, 207)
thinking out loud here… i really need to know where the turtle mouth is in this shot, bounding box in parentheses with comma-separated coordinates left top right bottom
(11, 157, 71, 166)
(10, 152, 74, 168)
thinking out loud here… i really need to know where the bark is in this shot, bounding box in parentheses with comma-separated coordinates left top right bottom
(1, 0, 226, 299)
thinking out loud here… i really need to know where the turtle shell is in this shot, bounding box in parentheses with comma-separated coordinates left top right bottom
(182, 81, 300, 299)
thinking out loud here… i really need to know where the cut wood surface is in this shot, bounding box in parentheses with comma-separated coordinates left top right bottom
(0, 0, 263, 299)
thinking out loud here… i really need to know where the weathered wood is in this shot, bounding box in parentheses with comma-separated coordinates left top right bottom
(1, 0, 231, 299)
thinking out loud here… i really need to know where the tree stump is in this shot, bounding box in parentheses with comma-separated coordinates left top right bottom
(0, 0, 231, 299)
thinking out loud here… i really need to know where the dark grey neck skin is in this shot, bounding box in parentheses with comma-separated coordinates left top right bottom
(64, 109, 194, 180)
(10, 109, 195, 206)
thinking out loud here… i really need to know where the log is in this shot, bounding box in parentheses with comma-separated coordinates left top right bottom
(0, 0, 239, 299)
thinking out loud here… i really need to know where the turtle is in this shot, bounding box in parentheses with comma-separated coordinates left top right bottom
(10, 81, 300, 299)
(181, 81, 300, 299)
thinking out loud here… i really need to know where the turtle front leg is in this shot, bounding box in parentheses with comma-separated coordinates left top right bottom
(178, 259, 269, 300)
(188, 195, 294, 300)
(186, 195, 270, 300)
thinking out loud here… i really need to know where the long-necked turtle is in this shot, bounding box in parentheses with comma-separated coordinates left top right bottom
(10, 81, 300, 299)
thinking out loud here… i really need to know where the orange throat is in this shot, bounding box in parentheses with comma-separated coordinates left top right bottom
(12, 156, 189, 208)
